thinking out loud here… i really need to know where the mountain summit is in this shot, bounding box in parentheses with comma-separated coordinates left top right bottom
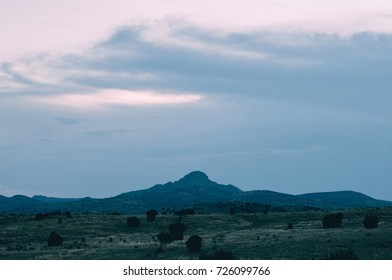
(178, 171, 209, 184)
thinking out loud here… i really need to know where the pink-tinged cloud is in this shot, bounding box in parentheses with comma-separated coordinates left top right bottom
(30, 89, 202, 108)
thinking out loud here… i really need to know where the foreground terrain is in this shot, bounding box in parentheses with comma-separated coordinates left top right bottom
(1, 207, 392, 259)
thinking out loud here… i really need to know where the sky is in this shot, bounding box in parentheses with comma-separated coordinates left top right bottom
(1, 0, 392, 200)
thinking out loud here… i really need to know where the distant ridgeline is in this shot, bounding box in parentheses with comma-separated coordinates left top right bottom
(0, 171, 391, 213)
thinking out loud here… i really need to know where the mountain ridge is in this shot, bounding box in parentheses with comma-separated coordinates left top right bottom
(0, 171, 390, 213)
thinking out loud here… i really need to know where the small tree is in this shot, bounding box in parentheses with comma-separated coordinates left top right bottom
(48, 231, 63, 247)
(186, 235, 202, 252)
(127, 216, 140, 227)
(363, 215, 379, 229)
(168, 222, 186, 240)
(146, 209, 158, 222)
(322, 213, 343, 228)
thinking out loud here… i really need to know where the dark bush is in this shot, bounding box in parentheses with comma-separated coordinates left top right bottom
(146, 209, 158, 222)
(287, 223, 293, 230)
(169, 223, 186, 240)
(157, 231, 173, 244)
(199, 249, 237, 260)
(127, 216, 140, 227)
(111, 212, 122, 215)
(64, 211, 72, 218)
(363, 215, 379, 229)
(48, 231, 63, 247)
(186, 235, 202, 252)
(326, 248, 358, 260)
(322, 213, 343, 228)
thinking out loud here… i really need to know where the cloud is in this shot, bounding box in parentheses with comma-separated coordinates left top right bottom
(2, 20, 392, 120)
(30, 89, 202, 109)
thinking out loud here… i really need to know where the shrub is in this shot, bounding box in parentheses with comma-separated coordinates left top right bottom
(186, 235, 202, 252)
(146, 209, 158, 222)
(322, 213, 343, 228)
(48, 231, 63, 247)
(157, 231, 173, 244)
(199, 249, 237, 260)
(287, 223, 293, 230)
(326, 248, 358, 260)
(169, 223, 186, 240)
(363, 215, 379, 229)
(64, 211, 72, 218)
(127, 216, 140, 227)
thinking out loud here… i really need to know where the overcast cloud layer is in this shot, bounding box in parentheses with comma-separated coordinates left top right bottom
(1, 1, 392, 199)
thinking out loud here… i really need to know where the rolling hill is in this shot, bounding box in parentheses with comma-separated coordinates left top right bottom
(0, 171, 390, 213)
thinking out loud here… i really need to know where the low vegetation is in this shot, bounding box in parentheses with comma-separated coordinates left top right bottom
(127, 216, 140, 228)
(0, 207, 391, 259)
(325, 248, 359, 260)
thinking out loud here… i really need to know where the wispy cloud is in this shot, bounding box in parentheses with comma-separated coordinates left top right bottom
(30, 89, 202, 109)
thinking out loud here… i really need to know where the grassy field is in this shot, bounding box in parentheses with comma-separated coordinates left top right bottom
(1, 207, 392, 259)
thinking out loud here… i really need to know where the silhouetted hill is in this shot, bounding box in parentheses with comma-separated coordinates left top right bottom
(0, 195, 46, 212)
(296, 191, 392, 209)
(0, 171, 390, 213)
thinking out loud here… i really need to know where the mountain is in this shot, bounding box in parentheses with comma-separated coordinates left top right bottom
(0, 171, 391, 213)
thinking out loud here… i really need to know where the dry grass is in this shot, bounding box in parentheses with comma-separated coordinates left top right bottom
(1, 207, 392, 259)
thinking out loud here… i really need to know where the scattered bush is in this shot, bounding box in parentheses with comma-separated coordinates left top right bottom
(186, 235, 202, 252)
(127, 216, 140, 227)
(47, 231, 63, 247)
(363, 215, 379, 229)
(157, 231, 173, 244)
(326, 248, 358, 260)
(169, 223, 186, 240)
(199, 249, 237, 260)
(322, 213, 343, 228)
(146, 209, 158, 222)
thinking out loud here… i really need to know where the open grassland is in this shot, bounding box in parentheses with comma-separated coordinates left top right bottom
(1, 207, 392, 259)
